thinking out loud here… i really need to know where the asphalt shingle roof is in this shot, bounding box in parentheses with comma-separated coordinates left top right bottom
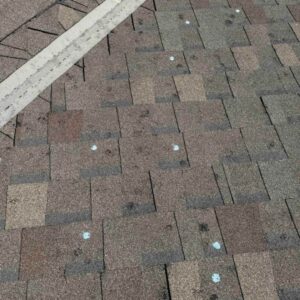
(0, 0, 300, 298)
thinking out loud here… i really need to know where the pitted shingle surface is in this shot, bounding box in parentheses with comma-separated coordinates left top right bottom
(1, 0, 300, 298)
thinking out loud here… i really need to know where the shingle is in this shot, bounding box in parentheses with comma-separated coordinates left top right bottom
(262, 94, 300, 125)
(57, 4, 84, 30)
(223, 96, 270, 128)
(216, 203, 267, 254)
(102, 266, 169, 300)
(175, 72, 232, 101)
(277, 124, 300, 159)
(154, 0, 192, 11)
(185, 48, 238, 75)
(273, 43, 300, 66)
(46, 179, 91, 225)
(264, 5, 294, 23)
(127, 51, 189, 78)
(132, 7, 158, 31)
(277, 0, 300, 4)
(184, 129, 250, 167)
(26, 29, 57, 56)
(0, 133, 12, 148)
(231, 46, 260, 71)
(48, 111, 83, 144)
(0, 281, 27, 299)
(232, 45, 282, 70)
(0, 57, 26, 83)
(227, 68, 300, 98)
(202, 72, 232, 99)
(120, 133, 188, 172)
(156, 11, 203, 51)
(289, 4, 300, 21)
(84, 47, 128, 82)
(244, 24, 272, 46)
(22, 97, 51, 113)
(50, 67, 83, 112)
(110, 17, 134, 35)
(259, 159, 300, 201)
(118, 103, 178, 137)
(241, 125, 287, 162)
(167, 261, 200, 299)
(10, 145, 50, 184)
(28, 274, 102, 299)
(26, 4, 64, 35)
(174, 74, 207, 102)
(241, 4, 268, 24)
(271, 249, 300, 292)
(51, 79, 66, 112)
(228, 0, 276, 6)
(191, 0, 229, 9)
(50, 143, 80, 180)
(0, 229, 21, 283)
(155, 77, 180, 103)
(104, 212, 184, 270)
(130, 76, 179, 104)
(6, 183, 48, 229)
(50, 140, 121, 180)
(130, 77, 156, 105)
(151, 167, 223, 211)
(195, 7, 249, 49)
(224, 162, 270, 204)
(15, 112, 48, 146)
(92, 172, 155, 220)
(20, 221, 103, 280)
(81, 109, 120, 141)
(234, 252, 279, 299)
(290, 22, 300, 40)
(109, 30, 163, 54)
(168, 256, 243, 299)
(245, 23, 298, 45)
(174, 100, 230, 132)
(175, 208, 226, 260)
(66, 80, 132, 110)
(0, 117, 16, 140)
(259, 201, 300, 250)
(80, 140, 121, 179)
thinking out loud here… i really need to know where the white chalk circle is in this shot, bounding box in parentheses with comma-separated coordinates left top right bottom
(212, 273, 221, 283)
(91, 144, 98, 151)
(172, 144, 180, 151)
(82, 231, 91, 240)
(212, 241, 221, 250)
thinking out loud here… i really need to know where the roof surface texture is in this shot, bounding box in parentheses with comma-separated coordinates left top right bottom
(0, 0, 300, 299)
